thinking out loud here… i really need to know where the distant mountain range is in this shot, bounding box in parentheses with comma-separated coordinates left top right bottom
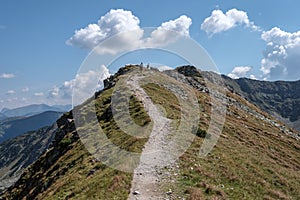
(222, 76, 300, 132)
(0, 111, 63, 144)
(0, 104, 71, 119)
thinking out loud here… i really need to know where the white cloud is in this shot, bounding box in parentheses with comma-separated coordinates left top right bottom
(48, 82, 71, 102)
(34, 92, 44, 96)
(146, 15, 192, 46)
(0, 73, 15, 79)
(249, 74, 257, 80)
(157, 65, 173, 71)
(228, 66, 252, 79)
(49, 86, 60, 97)
(201, 8, 259, 35)
(66, 9, 143, 52)
(6, 90, 15, 95)
(48, 65, 111, 105)
(160, 15, 192, 36)
(21, 87, 29, 92)
(67, 9, 192, 54)
(260, 27, 300, 80)
(153, 15, 191, 38)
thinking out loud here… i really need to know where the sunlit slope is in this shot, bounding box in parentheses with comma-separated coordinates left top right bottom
(3, 65, 300, 200)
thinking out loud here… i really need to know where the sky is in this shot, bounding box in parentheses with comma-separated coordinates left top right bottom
(1, 0, 300, 109)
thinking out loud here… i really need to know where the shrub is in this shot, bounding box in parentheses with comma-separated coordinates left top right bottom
(192, 126, 209, 138)
(60, 138, 72, 147)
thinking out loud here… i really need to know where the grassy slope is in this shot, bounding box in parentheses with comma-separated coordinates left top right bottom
(3, 67, 300, 199)
(178, 92, 300, 200)
(3, 83, 152, 200)
(143, 78, 300, 199)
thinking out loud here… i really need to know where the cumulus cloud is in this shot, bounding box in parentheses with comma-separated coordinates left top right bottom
(160, 15, 192, 36)
(146, 15, 192, 46)
(228, 66, 252, 79)
(157, 65, 173, 71)
(67, 9, 192, 54)
(66, 9, 143, 52)
(6, 90, 15, 95)
(201, 8, 260, 35)
(34, 92, 44, 96)
(260, 27, 300, 80)
(0, 73, 15, 79)
(249, 74, 257, 80)
(48, 65, 110, 105)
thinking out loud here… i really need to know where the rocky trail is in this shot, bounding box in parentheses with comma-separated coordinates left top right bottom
(127, 74, 179, 200)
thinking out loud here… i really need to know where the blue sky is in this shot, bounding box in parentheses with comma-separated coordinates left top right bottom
(1, 0, 300, 109)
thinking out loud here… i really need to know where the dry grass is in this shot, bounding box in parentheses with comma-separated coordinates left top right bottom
(3, 83, 152, 200)
(4, 67, 300, 199)
(142, 83, 181, 120)
(177, 89, 300, 199)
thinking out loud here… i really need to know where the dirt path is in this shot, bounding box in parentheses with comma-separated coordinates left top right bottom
(127, 74, 178, 200)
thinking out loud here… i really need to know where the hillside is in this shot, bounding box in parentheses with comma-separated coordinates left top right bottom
(2, 65, 300, 199)
(222, 76, 300, 132)
(0, 111, 63, 144)
(0, 125, 56, 193)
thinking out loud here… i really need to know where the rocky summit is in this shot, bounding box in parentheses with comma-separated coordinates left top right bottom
(1, 65, 300, 200)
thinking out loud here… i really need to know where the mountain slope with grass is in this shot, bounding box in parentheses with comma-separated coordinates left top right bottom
(2, 65, 300, 200)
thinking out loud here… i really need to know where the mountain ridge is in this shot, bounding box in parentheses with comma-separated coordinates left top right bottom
(221, 75, 300, 132)
(0, 104, 71, 118)
(0, 111, 63, 144)
(2, 65, 300, 199)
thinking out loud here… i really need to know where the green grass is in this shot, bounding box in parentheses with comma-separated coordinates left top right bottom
(4, 83, 152, 200)
(94, 87, 152, 153)
(142, 83, 181, 120)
